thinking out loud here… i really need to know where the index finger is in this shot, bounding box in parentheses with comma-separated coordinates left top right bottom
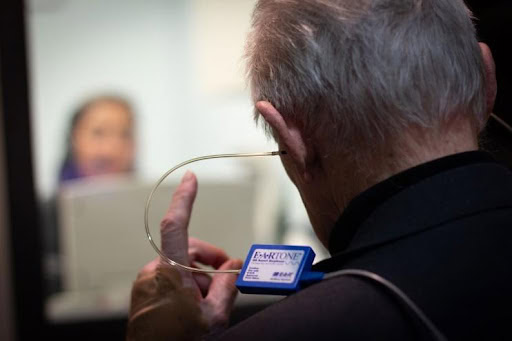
(159, 171, 198, 267)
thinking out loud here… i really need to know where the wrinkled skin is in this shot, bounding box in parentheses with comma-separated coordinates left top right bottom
(127, 172, 242, 341)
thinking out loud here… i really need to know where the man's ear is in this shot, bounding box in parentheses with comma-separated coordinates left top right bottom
(255, 101, 313, 182)
(479, 43, 497, 121)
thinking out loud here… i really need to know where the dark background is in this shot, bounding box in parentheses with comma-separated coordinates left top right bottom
(467, 0, 512, 168)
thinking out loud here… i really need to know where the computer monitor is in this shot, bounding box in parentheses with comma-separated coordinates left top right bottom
(57, 176, 257, 294)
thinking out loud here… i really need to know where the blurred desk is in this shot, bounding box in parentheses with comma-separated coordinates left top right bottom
(46, 286, 283, 324)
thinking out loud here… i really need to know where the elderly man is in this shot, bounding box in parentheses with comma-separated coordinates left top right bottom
(127, 0, 511, 340)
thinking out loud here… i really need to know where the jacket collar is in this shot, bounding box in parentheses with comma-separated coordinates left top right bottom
(325, 151, 511, 260)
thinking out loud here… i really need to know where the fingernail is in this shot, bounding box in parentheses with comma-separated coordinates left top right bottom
(183, 170, 193, 182)
(233, 259, 244, 270)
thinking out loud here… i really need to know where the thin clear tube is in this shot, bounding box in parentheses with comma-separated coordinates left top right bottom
(144, 151, 284, 274)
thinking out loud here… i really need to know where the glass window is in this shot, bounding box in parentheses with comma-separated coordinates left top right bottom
(26, 0, 326, 325)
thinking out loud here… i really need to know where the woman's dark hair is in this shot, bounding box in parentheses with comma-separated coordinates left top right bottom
(58, 94, 134, 183)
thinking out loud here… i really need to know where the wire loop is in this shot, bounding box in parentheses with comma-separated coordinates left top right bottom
(144, 151, 284, 274)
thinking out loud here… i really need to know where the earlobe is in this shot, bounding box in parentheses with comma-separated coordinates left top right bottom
(255, 101, 313, 181)
(479, 43, 497, 119)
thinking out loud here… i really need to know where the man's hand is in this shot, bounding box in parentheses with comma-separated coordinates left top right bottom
(128, 171, 242, 340)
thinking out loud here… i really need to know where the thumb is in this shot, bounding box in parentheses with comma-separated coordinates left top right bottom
(203, 258, 243, 327)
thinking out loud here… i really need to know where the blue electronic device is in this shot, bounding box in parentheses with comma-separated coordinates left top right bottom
(236, 244, 324, 295)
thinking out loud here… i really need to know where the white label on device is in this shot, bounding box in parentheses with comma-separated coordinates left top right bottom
(242, 248, 305, 283)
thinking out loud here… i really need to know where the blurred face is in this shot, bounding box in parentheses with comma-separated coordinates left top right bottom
(72, 100, 135, 177)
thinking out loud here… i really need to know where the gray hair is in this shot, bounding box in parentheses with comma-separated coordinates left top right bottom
(246, 0, 487, 151)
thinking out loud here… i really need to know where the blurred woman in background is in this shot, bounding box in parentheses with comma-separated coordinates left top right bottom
(58, 95, 136, 183)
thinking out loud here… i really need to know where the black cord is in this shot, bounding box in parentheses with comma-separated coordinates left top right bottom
(323, 269, 448, 341)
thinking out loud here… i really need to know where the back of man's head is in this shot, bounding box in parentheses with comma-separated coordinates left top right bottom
(246, 0, 487, 157)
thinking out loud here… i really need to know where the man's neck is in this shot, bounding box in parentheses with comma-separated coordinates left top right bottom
(314, 121, 479, 247)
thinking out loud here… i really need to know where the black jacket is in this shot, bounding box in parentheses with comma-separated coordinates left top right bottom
(218, 152, 512, 340)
